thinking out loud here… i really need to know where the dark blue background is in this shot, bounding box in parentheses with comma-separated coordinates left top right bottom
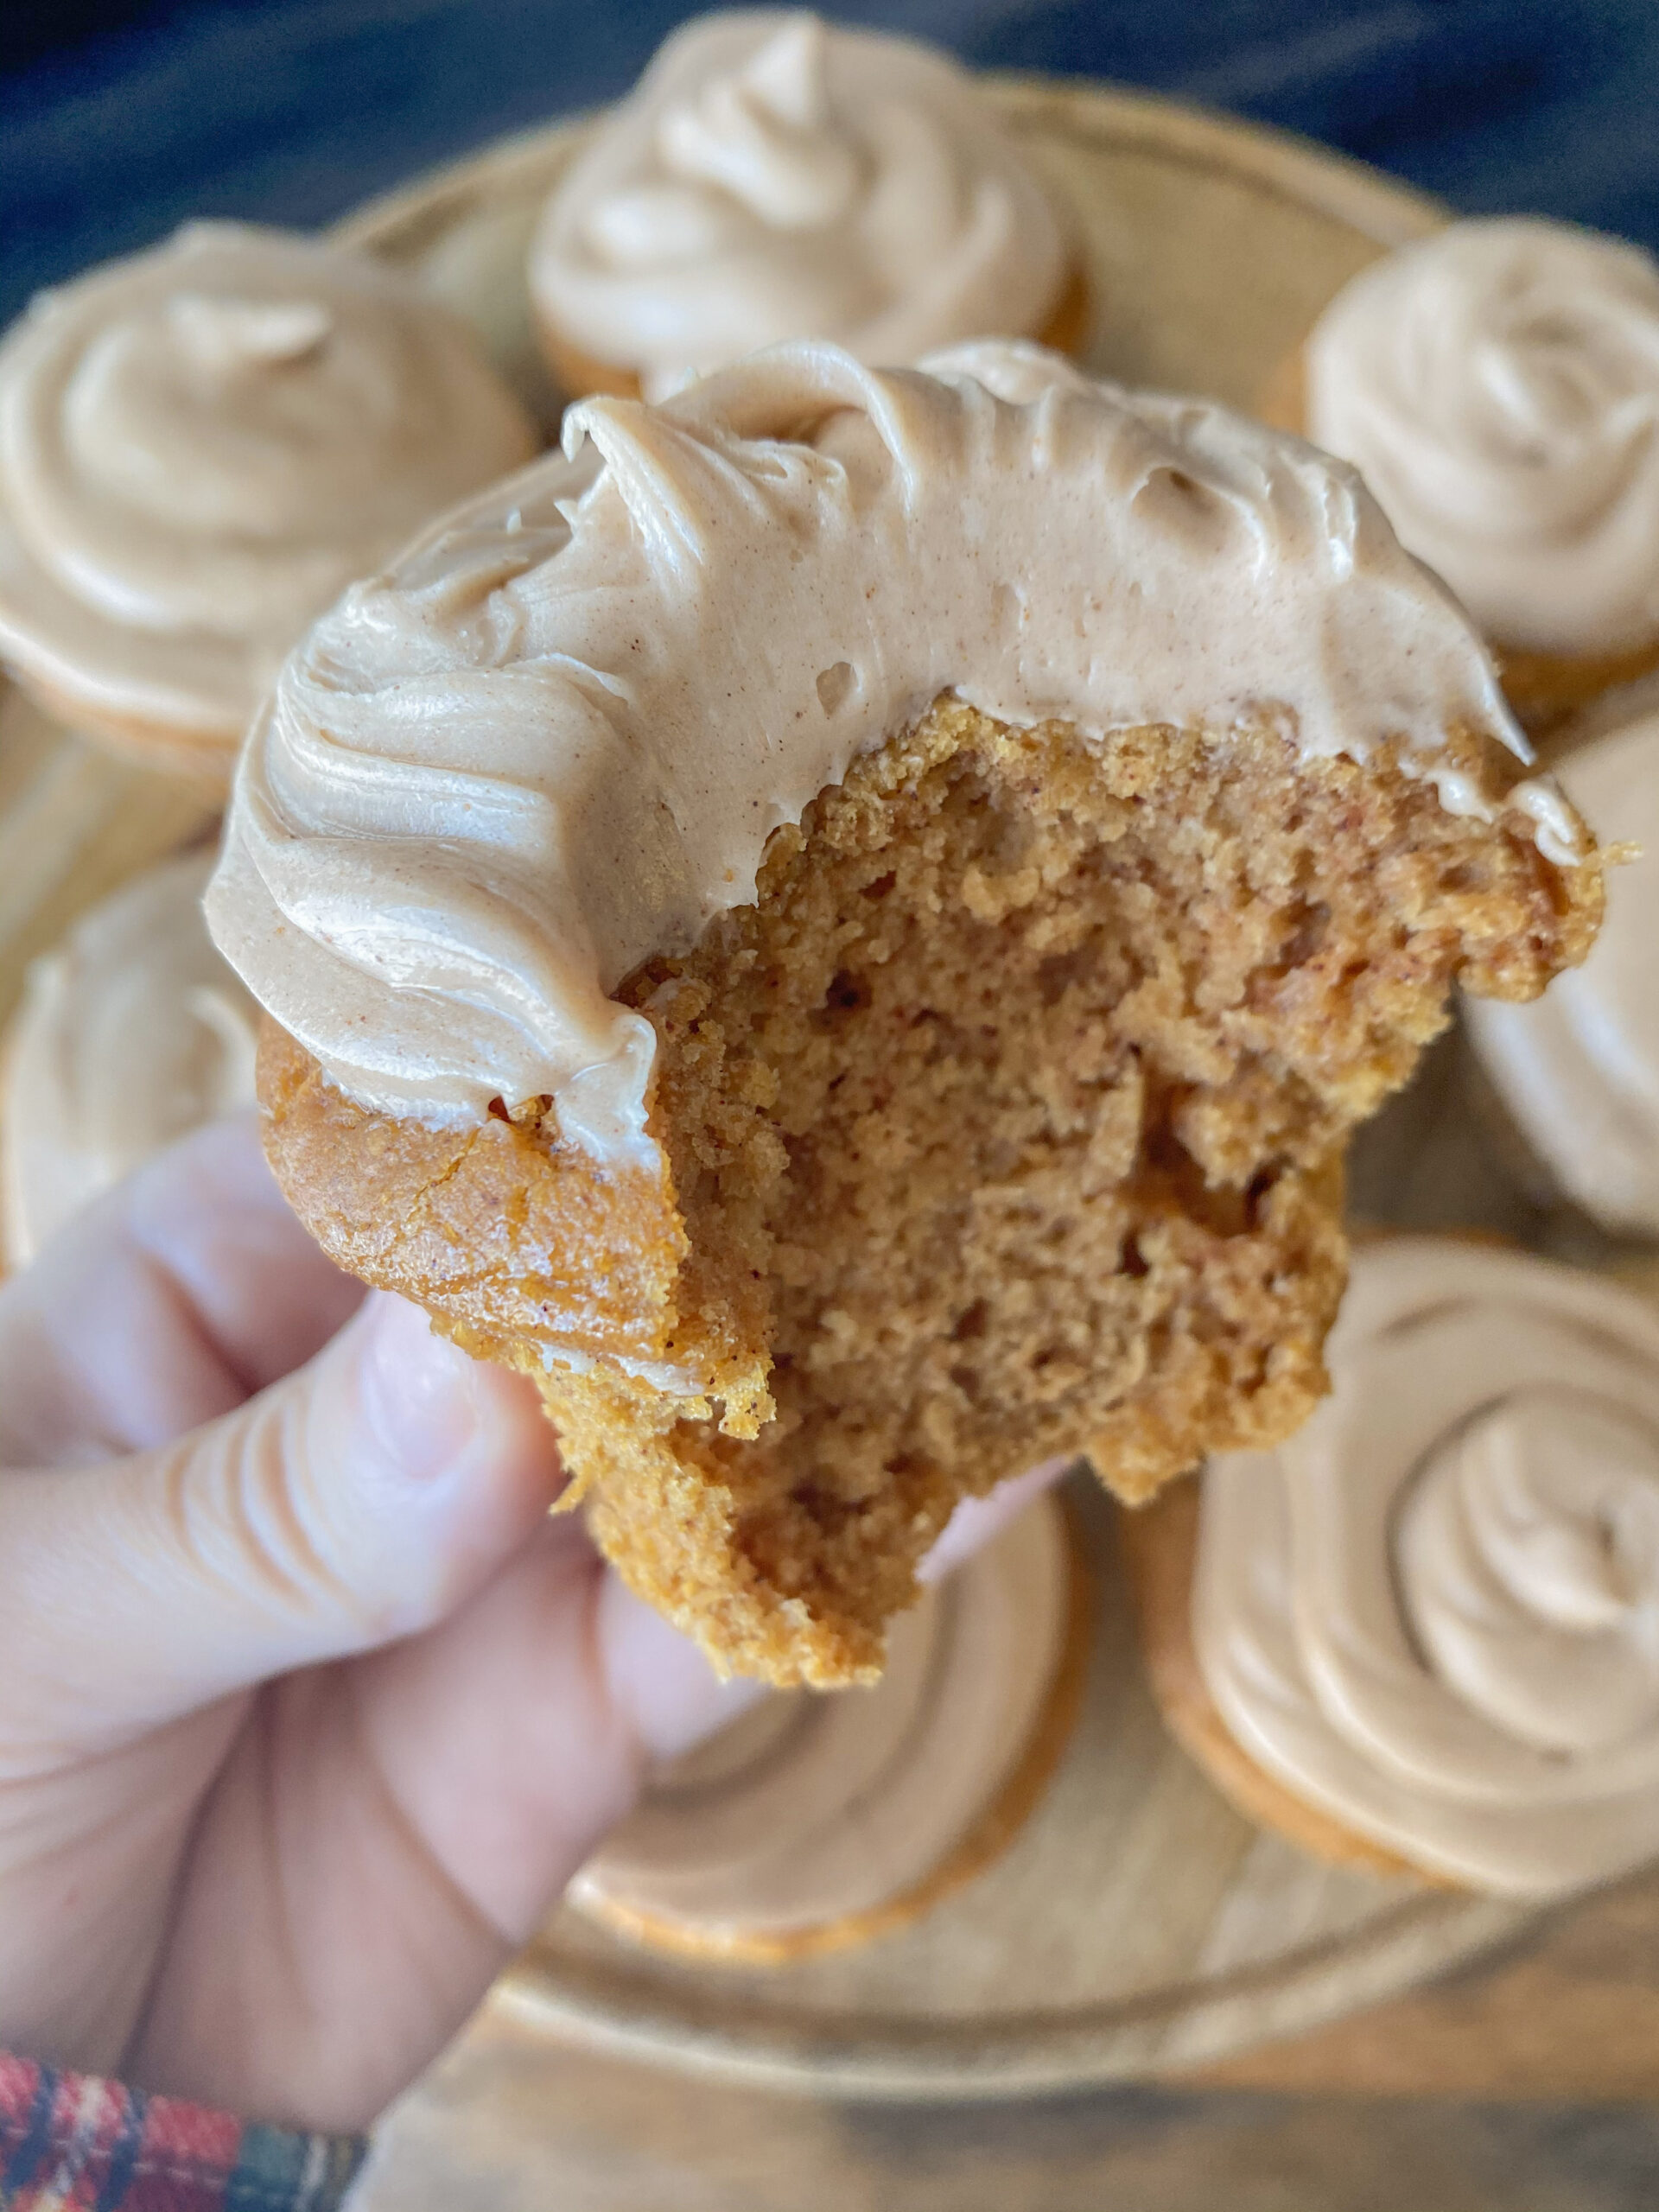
(4, 0, 1659, 331)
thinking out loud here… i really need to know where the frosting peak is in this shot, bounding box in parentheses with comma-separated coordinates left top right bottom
(1399, 1389, 1659, 1753)
(208, 342, 1560, 1160)
(530, 11, 1071, 399)
(652, 16, 863, 232)
(1197, 1239, 1659, 1895)
(1306, 219, 1659, 656)
(0, 222, 538, 741)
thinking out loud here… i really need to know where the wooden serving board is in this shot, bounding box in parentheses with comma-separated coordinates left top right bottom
(8, 69, 1653, 2159)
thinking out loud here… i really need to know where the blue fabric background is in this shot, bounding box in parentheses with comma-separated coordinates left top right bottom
(3, 0, 1658, 329)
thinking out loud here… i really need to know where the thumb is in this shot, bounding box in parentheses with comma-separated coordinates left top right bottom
(0, 1294, 562, 1751)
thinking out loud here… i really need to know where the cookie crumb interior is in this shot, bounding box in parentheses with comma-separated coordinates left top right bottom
(548, 697, 1595, 1681)
(261, 695, 1598, 1683)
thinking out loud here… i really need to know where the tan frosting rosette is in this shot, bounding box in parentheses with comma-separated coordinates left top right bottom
(2, 849, 258, 1269)
(1293, 219, 1659, 728)
(528, 11, 1078, 402)
(1179, 1238, 1659, 1897)
(573, 1489, 1081, 1958)
(0, 222, 538, 785)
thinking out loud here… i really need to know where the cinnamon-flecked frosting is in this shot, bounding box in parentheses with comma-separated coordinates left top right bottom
(1195, 1238, 1659, 1897)
(0, 222, 537, 745)
(206, 339, 1577, 1164)
(572, 1491, 1069, 1948)
(2, 851, 258, 1268)
(1465, 677, 1659, 1233)
(1305, 219, 1659, 657)
(527, 11, 1070, 399)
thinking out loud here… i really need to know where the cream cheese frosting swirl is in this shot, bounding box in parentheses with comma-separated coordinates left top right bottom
(1465, 679, 1659, 1234)
(528, 11, 1070, 399)
(1305, 219, 1659, 657)
(1196, 1238, 1659, 1897)
(0, 222, 537, 742)
(2, 850, 258, 1268)
(207, 340, 1569, 1160)
(572, 1489, 1070, 1949)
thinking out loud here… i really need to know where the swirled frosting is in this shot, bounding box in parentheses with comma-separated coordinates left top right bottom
(1195, 1237, 1659, 1896)
(2, 850, 259, 1268)
(0, 222, 537, 743)
(1465, 679, 1659, 1234)
(528, 11, 1070, 400)
(207, 339, 1569, 1160)
(572, 1491, 1069, 1947)
(1305, 219, 1659, 657)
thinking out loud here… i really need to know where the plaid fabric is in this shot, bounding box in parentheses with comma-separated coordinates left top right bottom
(0, 2054, 365, 2212)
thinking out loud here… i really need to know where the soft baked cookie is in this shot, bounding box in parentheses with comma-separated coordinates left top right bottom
(0, 222, 538, 788)
(572, 1489, 1084, 1960)
(208, 340, 1600, 1686)
(1, 849, 258, 1268)
(529, 11, 1085, 402)
(1261, 219, 1659, 736)
(1123, 1236, 1659, 1897)
(1463, 675, 1659, 1236)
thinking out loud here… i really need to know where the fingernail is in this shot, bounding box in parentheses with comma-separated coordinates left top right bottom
(356, 1293, 482, 1480)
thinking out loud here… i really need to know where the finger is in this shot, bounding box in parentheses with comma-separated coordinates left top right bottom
(129, 1455, 1072, 2124)
(0, 1114, 362, 1468)
(0, 1293, 562, 1748)
(320, 1525, 763, 1950)
(190, 1456, 1068, 1974)
(120, 1113, 363, 1395)
(344, 1453, 1077, 1942)
(125, 1524, 754, 2126)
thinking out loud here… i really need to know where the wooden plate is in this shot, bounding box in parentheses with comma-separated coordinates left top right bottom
(0, 74, 1571, 2101)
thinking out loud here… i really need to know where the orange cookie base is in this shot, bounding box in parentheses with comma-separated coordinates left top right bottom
(1256, 344, 1659, 743)
(1118, 1478, 1441, 1884)
(11, 666, 237, 796)
(536, 263, 1094, 404)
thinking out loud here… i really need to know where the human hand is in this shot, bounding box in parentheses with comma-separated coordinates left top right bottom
(0, 1115, 1059, 2133)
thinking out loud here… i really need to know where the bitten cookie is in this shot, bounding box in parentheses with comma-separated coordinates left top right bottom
(208, 340, 1600, 1685)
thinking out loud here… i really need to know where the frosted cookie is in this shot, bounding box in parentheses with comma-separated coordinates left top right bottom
(1462, 677, 1659, 1236)
(529, 11, 1084, 402)
(2, 849, 258, 1268)
(574, 1491, 1082, 1958)
(1263, 219, 1659, 734)
(207, 340, 1600, 1685)
(0, 223, 538, 788)
(1125, 1237, 1659, 1897)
